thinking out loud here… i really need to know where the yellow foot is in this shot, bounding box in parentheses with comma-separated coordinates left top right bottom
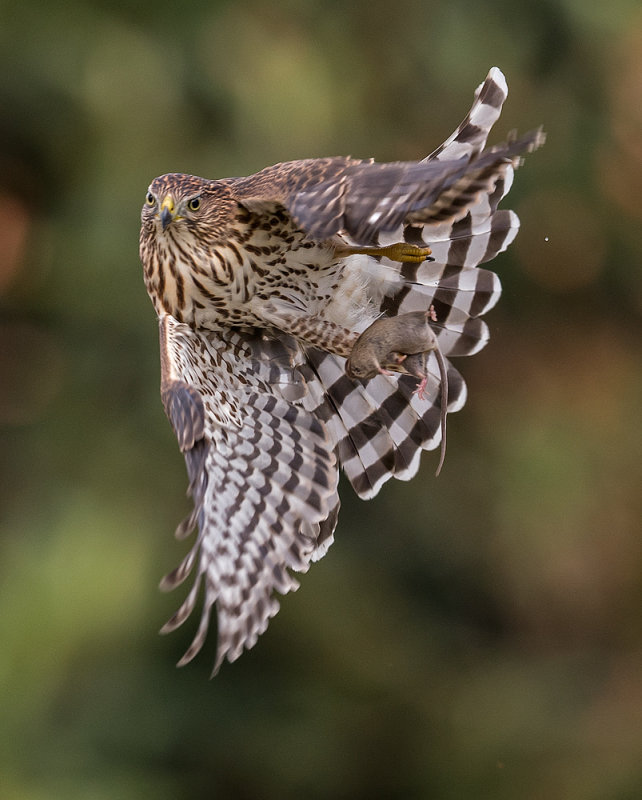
(338, 242, 432, 263)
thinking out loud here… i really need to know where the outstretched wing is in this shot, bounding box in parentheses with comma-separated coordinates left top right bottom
(157, 315, 340, 674)
(231, 67, 543, 246)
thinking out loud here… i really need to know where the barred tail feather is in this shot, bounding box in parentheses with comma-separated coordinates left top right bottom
(302, 349, 465, 500)
(426, 66, 509, 163)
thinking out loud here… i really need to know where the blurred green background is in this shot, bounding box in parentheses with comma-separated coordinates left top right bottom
(1, 1, 641, 798)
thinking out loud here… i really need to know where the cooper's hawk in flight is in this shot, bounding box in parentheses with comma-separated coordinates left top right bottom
(139, 67, 544, 674)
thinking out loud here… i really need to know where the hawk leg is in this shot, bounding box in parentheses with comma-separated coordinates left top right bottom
(336, 242, 432, 263)
(260, 300, 359, 357)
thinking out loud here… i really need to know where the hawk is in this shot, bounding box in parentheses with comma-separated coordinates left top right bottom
(140, 67, 544, 674)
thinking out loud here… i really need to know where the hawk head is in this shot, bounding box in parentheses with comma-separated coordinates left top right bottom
(141, 173, 236, 243)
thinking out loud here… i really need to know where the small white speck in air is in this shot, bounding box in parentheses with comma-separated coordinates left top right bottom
(544, 236, 549, 242)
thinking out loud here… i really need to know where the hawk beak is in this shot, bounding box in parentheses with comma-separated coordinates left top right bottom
(160, 196, 175, 231)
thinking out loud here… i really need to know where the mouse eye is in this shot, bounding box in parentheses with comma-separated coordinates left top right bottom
(145, 192, 155, 206)
(188, 196, 201, 212)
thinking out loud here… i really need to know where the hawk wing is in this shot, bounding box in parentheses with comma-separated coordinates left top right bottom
(232, 68, 544, 245)
(157, 315, 464, 673)
(157, 314, 340, 674)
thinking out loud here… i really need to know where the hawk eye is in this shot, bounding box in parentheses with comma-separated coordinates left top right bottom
(145, 192, 155, 206)
(188, 196, 201, 212)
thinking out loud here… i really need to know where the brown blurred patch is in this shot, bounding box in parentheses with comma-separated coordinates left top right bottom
(480, 319, 642, 647)
(0, 195, 31, 293)
(598, 13, 642, 222)
(514, 191, 606, 292)
(0, 321, 64, 425)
